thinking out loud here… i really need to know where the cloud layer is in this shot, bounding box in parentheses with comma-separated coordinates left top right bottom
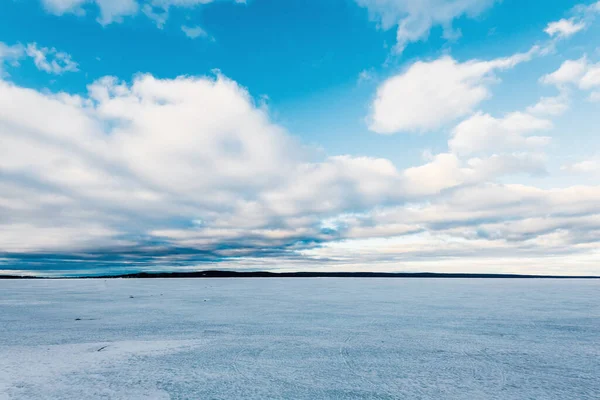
(1, 64, 599, 276)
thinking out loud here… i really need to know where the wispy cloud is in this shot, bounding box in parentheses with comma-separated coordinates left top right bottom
(0, 41, 78, 76)
(40, 0, 245, 26)
(355, 0, 499, 53)
(545, 18, 586, 38)
(181, 25, 208, 39)
(25, 43, 78, 74)
(0, 42, 25, 76)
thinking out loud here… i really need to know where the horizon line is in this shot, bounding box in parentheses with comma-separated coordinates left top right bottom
(2, 270, 599, 280)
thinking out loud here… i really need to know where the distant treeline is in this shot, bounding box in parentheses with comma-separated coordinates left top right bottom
(1, 270, 599, 279)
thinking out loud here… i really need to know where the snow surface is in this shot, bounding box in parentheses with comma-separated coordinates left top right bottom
(0, 278, 598, 399)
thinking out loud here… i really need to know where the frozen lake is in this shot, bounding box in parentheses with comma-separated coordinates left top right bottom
(0, 278, 598, 399)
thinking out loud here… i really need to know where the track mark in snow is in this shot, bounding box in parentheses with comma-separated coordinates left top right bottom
(338, 334, 398, 400)
(230, 346, 267, 385)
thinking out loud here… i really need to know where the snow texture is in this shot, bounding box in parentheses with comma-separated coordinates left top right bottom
(0, 278, 599, 399)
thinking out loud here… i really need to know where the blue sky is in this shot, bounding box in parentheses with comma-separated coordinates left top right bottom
(1, 0, 600, 276)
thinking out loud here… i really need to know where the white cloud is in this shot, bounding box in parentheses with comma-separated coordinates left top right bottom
(356, 0, 498, 53)
(541, 56, 588, 86)
(298, 183, 600, 275)
(369, 47, 538, 134)
(95, 0, 139, 25)
(181, 25, 208, 39)
(41, 0, 139, 25)
(0, 73, 420, 254)
(449, 112, 552, 155)
(1, 70, 600, 275)
(402, 153, 466, 194)
(0, 43, 25, 76)
(40, 0, 244, 26)
(580, 63, 600, 89)
(526, 94, 569, 116)
(542, 56, 600, 100)
(542, 1, 600, 41)
(42, 0, 138, 23)
(142, 4, 168, 27)
(562, 160, 600, 174)
(0, 43, 25, 63)
(41, 0, 86, 15)
(0, 73, 550, 247)
(574, 1, 600, 19)
(401, 152, 547, 196)
(1, 41, 77, 76)
(537, 2, 600, 94)
(544, 18, 586, 38)
(25, 43, 79, 75)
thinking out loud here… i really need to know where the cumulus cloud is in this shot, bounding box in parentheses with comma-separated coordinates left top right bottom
(368, 47, 538, 134)
(580, 64, 600, 89)
(449, 112, 552, 155)
(25, 43, 78, 74)
(356, 0, 498, 53)
(544, 18, 586, 38)
(526, 94, 569, 116)
(0, 73, 414, 256)
(541, 56, 600, 101)
(1, 68, 600, 275)
(401, 151, 547, 197)
(541, 56, 589, 86)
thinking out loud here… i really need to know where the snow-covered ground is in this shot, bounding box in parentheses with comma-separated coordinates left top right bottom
(0, 278, 598, 399)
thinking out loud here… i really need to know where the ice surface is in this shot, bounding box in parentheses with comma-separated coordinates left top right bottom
(0, 278, 598, 399)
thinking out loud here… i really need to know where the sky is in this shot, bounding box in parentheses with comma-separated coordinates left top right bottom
(1, 0, 600, 277)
